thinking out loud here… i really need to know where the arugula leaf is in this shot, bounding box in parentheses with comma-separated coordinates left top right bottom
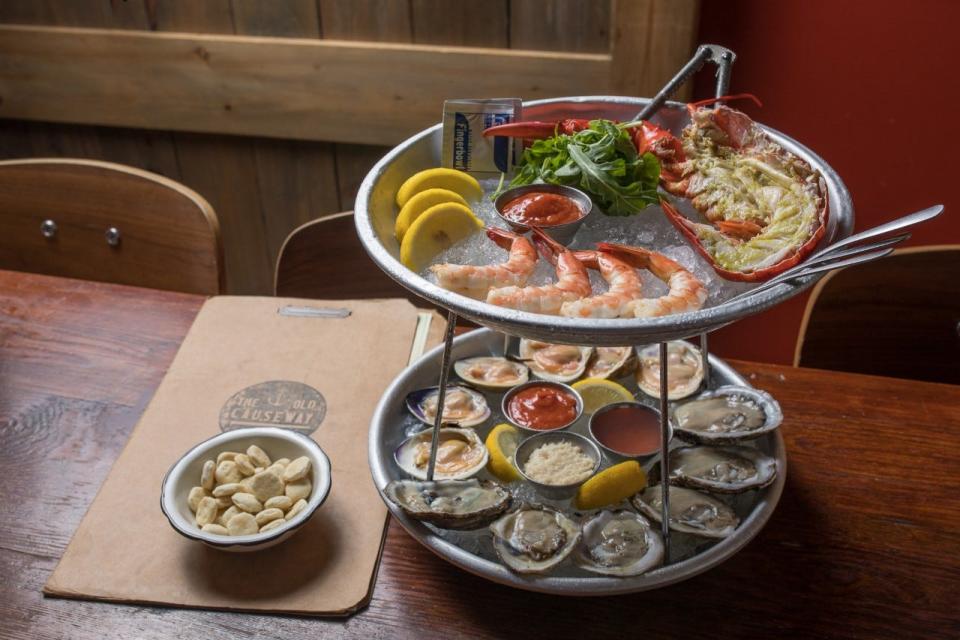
(508, 119, 661, 216)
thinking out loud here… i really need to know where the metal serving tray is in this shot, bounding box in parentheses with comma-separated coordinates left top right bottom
(354, 96, 854, 345)
(369, 328, 786, 595)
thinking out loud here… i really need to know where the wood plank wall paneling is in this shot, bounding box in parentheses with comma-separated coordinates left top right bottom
(0, 0, 698, 296)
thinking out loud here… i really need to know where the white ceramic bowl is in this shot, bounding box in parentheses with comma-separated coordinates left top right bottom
(161, 427, 331, 552)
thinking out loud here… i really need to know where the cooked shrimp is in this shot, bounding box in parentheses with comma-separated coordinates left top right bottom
(430, 227, 536, 299)
(487, 228, 591, 315)
(597, 242, 707, 317)
(560, 250, 643, 318)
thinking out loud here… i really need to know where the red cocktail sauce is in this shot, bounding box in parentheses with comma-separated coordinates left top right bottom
(507, 384, 578, 430)
(590, 405, 661, 455)
(501, 192, 583, 227)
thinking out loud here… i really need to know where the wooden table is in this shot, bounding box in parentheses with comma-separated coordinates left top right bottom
(1, 270, 957, 640)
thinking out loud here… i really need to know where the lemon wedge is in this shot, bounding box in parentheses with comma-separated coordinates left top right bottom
(572, 378, 634, 414)
(396, 168, 483, 208)
(485, 423, 522, 482)
(400, 202, 483, 271)
(395, 188, 468, 242)
(574, 460, 647, 510)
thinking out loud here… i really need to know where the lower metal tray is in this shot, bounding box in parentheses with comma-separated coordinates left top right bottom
(368, 328, 786, 595)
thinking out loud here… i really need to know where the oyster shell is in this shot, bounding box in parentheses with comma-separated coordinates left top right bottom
(454, 356, 528, 390)
(671, 385, 783, 444)
(384, 478, 511, 530)
(405, 384, 490, 428)
(575, 510, 664, 577)
(394, 427, 488, 480)
(659, 445, 777, 494)
(518, 339, 593, 383)
(632, 485, 739, 538)
(489, 505, 581, 574)
(636, 341, 704, 400)
(584, 346, 637, 380)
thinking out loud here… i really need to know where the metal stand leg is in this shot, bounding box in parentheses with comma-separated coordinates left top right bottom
(658, 341, 671, 562)
(700, 332, 711, 388)
(426, 310, 459, 481)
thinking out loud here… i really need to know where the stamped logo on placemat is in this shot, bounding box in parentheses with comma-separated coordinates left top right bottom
(219, 380, 326, 434)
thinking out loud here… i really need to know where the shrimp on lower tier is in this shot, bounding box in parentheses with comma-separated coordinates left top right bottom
(429, 227, 536, 299)
(560, 250, 643, 319)
(597, 242, 707, 318)
(487, 228, 591, 315)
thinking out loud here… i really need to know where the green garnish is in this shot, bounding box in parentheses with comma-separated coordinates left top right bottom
(509, 120, 661, 216)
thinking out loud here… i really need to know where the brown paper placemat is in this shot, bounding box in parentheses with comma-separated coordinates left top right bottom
(45, 296, 436, 616)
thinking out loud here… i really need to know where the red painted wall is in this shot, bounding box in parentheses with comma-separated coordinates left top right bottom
(696, 0, 959, 364)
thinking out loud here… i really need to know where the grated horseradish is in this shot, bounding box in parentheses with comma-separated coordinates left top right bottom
(523, 441, 595, 486)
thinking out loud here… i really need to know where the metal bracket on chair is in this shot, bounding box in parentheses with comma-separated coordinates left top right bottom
(634, 44, 736, 121)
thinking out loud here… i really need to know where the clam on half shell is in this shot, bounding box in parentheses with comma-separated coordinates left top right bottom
(454, 356, 529, 390)
(636, 340, 704, 400)
(574, 510, 664, 577)
(631, 485, 739, 539)
(489, 505, 581, 574)
(659, 445, 778, 494)
(584, 346, 637, 380)
(394, 427, 488, 480)
(405, 384, 490, 428)
(384, 478, 512, 530)
(518, 339, 593, 383)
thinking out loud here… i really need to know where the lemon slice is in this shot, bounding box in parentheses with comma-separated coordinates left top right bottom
(572, 378, 634, 414)
(485, 423, 522, 482)
(400, 202, 484, 271)
(574, 461, 647, 510)
(396, 168, 483, 208)
(395, 188, 468, 242)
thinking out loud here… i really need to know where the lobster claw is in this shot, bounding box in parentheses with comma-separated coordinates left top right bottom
(483, 119, 591, 140)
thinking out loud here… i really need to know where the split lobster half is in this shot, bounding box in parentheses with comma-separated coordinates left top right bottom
(484, 95, 829, 282)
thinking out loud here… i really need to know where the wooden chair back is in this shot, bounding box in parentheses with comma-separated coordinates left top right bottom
(274, 211, 419, 302)
(0, 158, 223, 294)
(795, 246, 960, 384)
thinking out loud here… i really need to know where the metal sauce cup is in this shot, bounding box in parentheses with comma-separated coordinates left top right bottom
(514, 431, 601, 500)
(588, 401, 671, 462)
(493, 184, 593, 246)
(501, 380, 584, 434)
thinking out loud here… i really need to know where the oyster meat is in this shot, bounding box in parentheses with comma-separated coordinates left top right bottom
(636, 341, 704, 400)
(584, 346, 637, 380)
(384, 478, 511, 530)
(632, 485, 739, 538)
(454, 356, 528, 390)
(405, 384, 490, 428)
(489, 505, 581, 574)
(671, 385, 782, 444)
(575, 510, 664, 577)
(519, 339, 592, 383)
(663, 445, 777, 493)
(394, 427, 488, 480)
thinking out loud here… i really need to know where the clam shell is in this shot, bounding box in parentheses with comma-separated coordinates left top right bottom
(404, 384, 490, 428)
(384, 478, 511, 530)
(454, 356, 529, 390)
(489, 505, 581, 574)
(584, 346, 637, 380)
(574, 510, 663, 577)
(394, 427, 488, 480)
(631, 485, 739, 539)
(656, 445, 778, 494)
(670, 385, 783, 444)
(519, 339, 592, 383)
(636, 340, 704, 400)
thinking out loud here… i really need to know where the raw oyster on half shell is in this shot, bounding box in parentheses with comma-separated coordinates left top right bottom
(489, 505, 581, 574)
(518, 339, 593, 383)
(659, 445, 778, 494)
(454, 356, 529, 390)
(636, 341, 704, 400)
(384, 478, 512, 530)
(575, 510, 664, 576)
(394, 427, 488, 480)
(632, 485, 739, 539)
(671, 385, 782, 444)
(405, 384, 490, 428)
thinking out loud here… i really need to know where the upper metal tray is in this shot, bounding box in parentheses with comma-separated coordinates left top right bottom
(354, 96, 854, 345)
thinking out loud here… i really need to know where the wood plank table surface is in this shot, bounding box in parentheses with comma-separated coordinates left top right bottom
(1, 270, 957, 639)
